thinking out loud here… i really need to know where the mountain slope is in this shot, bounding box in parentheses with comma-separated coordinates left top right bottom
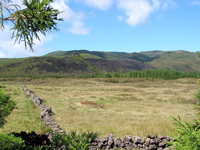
(0, 50, 199, 77)
(46, 50, 119, 60)
(140, 50, 200, 72)
(0, 54, 97, 77)
(111, 59, 155, 71)
(120, 53, 151, 62)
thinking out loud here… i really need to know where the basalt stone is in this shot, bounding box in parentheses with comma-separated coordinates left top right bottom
(91, 142, 98, 146)
(149, 144, 157, 150)
(98, 142, 103, 148)
(133, 136, 141, 144)
(158, 135, 165, 140)
(104, 136, 109, 141)
(114, 137, 122, 147)
(123, 135, 132, 144)
(166, 136, 171, 141)
(147, 134, 153, 138)
(137, 144, 143, 148)
(108, 138, 114, 146)
(144, 138, 151, 146)
(155, 138, 162, 144)
(94, 137, 100, 142)
(100, 138, 106, 143)
(151, 135, 157, 139)
(159, 142, 166, 147)
(22, 84, 64, 139)
(141, 138, 145, 144)
(132, 143, 137, 148)
(108, 134, 115, 139)
(150, 139, 156, 145)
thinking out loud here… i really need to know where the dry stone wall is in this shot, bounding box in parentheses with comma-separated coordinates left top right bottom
(22, 84, 173, 150)
(22, 84, 65, 138)
(90, 134, 173, 150)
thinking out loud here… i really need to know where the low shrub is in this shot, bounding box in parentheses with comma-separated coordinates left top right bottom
(170, 116, 200, 150)
(105, 79, 119, 83)
(51, 131, 98, 150)
(0, 133, 24, 150)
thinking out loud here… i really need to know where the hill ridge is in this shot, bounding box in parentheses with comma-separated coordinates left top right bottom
(0, 50, 199, 77)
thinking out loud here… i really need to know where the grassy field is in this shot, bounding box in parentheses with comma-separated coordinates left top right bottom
(0, 78, 198, 138)
(0, 81, 50, 134)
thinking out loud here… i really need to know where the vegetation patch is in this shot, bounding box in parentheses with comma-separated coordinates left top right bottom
(81, 101, 104, 109)
(4, 78, 195, 138)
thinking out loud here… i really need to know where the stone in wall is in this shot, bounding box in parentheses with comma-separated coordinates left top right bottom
(90, 134, 173, 150)
(22, 84, 65, 138)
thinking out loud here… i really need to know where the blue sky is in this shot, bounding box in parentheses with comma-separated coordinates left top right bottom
(0, 0, 200, 58)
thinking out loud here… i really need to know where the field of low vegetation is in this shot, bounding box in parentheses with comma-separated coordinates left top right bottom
(0, 78, 198, 139)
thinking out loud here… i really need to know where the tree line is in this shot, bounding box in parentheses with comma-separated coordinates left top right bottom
(87, 70, 198, 80)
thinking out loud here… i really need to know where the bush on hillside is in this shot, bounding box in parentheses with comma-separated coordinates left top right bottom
(0, 86, 15, 128)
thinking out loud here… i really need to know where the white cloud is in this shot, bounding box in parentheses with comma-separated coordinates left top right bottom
(116, 0, 176, 26)
(84, 0, 113, 10)
(191, 1, 200, 5)
(162, 0, 176, 9)
(117, 0, 154, 26)
(69, 21, 90, 35)
(51, 0, 89, 35)
(0, 25, 53, 58)
(118, 16, 124, 21)
(0, 51, 7, 58)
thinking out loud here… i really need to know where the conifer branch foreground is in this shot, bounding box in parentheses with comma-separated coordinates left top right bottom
(0, 0, 63, 51)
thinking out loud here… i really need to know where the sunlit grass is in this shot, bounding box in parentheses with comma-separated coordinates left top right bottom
(0, 78, 198, 138)
(0, 83, 49, 134)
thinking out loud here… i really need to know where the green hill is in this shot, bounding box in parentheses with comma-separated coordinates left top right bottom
(120, 52, 151, 62)
(140, 50, 200, 72)
(45, 50, 119, 60)
(0, 53, 98, 77)
(0, 50, 199, 77)
(0, 58, 27, 66)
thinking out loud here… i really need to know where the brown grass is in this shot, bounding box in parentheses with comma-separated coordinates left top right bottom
(0, 78, 198, 138)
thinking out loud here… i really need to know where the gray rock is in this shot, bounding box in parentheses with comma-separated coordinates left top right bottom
(159, 142, 166, 147)
(98, 142, 103, 148)
(114, 137, 122, 147)
(155, 138, 162, 144)
(133, 136, 141, 144)
(137, 144, 143, 148)
(158, 135, 165, 140)
(91, 142, 98, 146)
(149, 144, 157, 150)
(150, 139, 156, 145)
(108, 139, 114, 146)
(123, 135, 132, 144)
(144, 138, 150, 146)
(166, 136, 171, 141)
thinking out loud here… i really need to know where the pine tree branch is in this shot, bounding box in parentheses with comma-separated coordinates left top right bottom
(0, 0, 15, 12)
(0, 0, 26, 20)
